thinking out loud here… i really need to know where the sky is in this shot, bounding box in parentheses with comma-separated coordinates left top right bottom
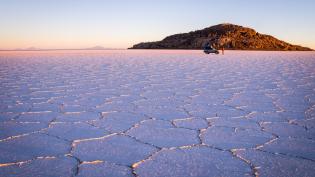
(0, 0, 314, 49)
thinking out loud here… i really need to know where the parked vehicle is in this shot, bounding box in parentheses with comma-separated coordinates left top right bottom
(204, 49, 219, 54)
(203, 42, 219, 54)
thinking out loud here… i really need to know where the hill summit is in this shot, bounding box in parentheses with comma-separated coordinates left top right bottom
(130, 23, 312, 51)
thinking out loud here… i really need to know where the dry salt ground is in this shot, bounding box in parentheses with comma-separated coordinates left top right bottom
(0, 50, 315, 177)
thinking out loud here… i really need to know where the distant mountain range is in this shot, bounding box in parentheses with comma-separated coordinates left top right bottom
(84, 46, 112, 50)
(1, 46, 118, 51)
(130, 23, 312, 51)
(12, 47, 42, 51)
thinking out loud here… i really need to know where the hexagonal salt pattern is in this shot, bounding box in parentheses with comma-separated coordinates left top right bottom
(134, 146, 252, 177)
(73, 135, 158, 166)
(1, 50, 315, 176)
(0, 157, 77, 177)
(77, 161, 133, 177)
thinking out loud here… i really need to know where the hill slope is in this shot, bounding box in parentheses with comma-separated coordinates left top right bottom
(130, 23, 312, 51)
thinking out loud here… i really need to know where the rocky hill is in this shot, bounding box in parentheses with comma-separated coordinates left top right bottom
(130, 23, 312, 51)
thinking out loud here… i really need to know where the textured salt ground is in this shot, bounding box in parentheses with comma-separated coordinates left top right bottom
(0, 50, 315, 177)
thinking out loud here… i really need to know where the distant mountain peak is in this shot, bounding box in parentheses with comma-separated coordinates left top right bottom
(85, 46, 107, 50)
(18, 47, 41, 51)
(130, 23, 312, 51)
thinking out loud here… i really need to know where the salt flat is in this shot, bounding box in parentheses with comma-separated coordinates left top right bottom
(0, 50, 315, 177)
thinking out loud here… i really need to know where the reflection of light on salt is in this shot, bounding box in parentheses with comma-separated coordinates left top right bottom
(81, 160, 103, 165)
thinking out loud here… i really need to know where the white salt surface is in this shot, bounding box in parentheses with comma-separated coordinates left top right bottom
(0, 50, 315, 177)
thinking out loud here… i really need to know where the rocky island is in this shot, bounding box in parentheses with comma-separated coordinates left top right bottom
(130, 23, 312, 51)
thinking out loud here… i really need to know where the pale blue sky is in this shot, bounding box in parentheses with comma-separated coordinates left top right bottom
(0, 0, 314, 49)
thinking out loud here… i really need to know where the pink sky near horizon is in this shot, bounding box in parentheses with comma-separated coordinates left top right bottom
(0, 0, 314, 50)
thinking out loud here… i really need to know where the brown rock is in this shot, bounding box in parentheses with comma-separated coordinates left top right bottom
(129, 23, 312, 51)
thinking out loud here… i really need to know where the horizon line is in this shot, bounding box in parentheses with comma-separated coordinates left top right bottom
(0, 48, 126, 51)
